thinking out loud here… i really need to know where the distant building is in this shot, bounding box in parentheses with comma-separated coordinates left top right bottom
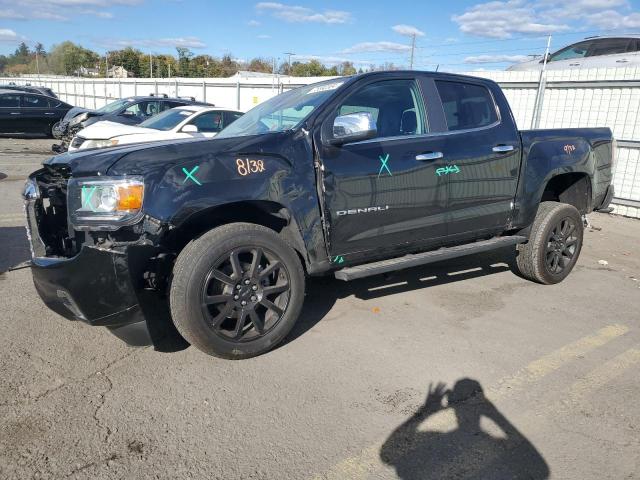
(75, 66, 100, 77)
(107, 66, 129, 78)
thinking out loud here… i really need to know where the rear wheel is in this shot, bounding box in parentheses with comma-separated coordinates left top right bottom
(516, 201, 583, 284)
(170, 223, 305, 359)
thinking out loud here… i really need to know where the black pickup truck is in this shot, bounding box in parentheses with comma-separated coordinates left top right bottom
(23, 71, 615, 359)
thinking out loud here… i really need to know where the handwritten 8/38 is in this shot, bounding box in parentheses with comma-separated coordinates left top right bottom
(236, 158, 265, 176)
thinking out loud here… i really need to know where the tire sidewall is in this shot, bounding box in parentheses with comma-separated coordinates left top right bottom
(171, 225, 305, 359)
(535, 205, 583, 284)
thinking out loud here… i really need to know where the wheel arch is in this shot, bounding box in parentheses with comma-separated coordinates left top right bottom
(539, 172, 593, 215)
(164, 200, 310, 271)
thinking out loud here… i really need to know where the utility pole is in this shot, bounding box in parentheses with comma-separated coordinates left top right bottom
(409, 33, 416, 69)
(168, 61, 171, 78)
(35, 48, 40, 80)
(150, 54, 153, 79)
(531, 34, 552, 129)
(284, 52, 295, 76)
(105, 53, 109, 78)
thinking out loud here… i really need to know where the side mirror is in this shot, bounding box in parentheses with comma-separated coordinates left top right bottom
(330, 112, 377, 146)
(182, 124, 198, 133)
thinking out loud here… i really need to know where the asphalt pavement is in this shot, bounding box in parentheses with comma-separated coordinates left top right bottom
(0, 139, 639, 479)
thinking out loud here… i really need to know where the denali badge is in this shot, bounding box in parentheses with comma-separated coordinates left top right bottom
(337, 206, 390, 216)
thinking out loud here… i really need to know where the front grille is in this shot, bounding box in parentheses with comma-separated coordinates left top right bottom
(71, 136, 85, 148)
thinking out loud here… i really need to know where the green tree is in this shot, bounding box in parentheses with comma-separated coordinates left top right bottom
(176, 47, 194, 76)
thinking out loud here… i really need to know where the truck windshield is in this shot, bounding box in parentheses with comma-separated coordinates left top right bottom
(139, 109, 192, 131)
(216, 80, 344, 139)
(96, 99, 130, 114)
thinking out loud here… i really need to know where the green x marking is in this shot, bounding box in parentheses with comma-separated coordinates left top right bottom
(333, 255, 345, 264)
(182, 166, 202, 186)
(82, 185, 97, 211)
(378, 154, 392, 177)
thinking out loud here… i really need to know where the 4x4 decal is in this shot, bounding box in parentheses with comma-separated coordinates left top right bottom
(436, 165, 461, 176)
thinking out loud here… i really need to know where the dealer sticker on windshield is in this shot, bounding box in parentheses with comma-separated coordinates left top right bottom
(307, 82, 344, 95)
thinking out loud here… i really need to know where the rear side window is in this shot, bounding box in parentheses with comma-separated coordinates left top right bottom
(587, 38, 632, 57)
(224, 111, 244, 126)
(435, 81, 498, 132)
(0, 94, 20, 107)
(22, 94, 49, 108)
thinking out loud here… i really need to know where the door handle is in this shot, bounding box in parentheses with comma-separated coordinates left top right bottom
(616, 59, 629, 63)
(493, 145, 514, 153)
(44, 112, 55, 115)
(569, 63, 580, 67)
(10, 112, 20, 115)
(416, 152, 443, 161)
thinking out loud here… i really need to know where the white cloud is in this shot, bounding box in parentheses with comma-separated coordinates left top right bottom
(342, 41, 411, 54)
(0, 0, 141, 21)
(256, 2, 350, 24)
(464, 54, 530, 63)
(583, 9, 640, 29)
(453, 0, 639, 38)
(0, 28, 19, 43)
(453, 1, 570, 39)
(392, 24, 425, 37)
(257, 34, 271, 39)
(247, 19, 260, 26)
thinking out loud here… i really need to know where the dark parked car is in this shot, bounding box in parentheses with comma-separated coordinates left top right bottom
(23, 71, 615, 359)
(0, 89, 72, 137)
(0, 84, 58, 98)
(53, 94, 213, 151)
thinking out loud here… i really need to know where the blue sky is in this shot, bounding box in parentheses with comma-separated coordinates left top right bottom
(1, 0, 639, 70)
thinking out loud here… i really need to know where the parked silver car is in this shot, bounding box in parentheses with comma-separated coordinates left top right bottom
(508, 35, 640, 71)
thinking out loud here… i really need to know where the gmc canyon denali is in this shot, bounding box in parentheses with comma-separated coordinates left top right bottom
(22, 71, 615, 358)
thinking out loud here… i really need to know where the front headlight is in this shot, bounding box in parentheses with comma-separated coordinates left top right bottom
(70, 112, 89, 126)
(82, 138, 119, 149)
(67, 177, 144, 230)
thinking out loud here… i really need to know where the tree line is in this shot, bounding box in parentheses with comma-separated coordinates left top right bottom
(0, 42, 391, 78)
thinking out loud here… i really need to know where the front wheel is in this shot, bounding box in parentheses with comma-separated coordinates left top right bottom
(170, 223, 305, 359)
(516, 201, 584, 284)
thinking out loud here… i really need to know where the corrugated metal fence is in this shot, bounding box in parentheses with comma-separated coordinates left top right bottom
(6, 68, 640, 218)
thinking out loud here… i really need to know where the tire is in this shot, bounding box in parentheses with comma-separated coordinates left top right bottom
(169, 223, 305, 359)
(516, 201, 583, 285)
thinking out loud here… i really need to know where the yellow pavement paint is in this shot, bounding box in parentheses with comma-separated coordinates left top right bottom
(310, 324, 630, 480)
(567, 348, 640, 400)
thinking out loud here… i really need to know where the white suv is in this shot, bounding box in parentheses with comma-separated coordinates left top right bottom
(508, 35, 640, 71)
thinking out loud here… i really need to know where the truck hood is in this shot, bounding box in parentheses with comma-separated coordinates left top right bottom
(43, 131, 294, 177)
(77, 121, 151, 140)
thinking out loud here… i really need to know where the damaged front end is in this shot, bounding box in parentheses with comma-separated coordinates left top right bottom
(23, 165, 183, 349)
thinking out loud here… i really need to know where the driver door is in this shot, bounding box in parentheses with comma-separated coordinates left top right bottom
(317, 76, 448, 260)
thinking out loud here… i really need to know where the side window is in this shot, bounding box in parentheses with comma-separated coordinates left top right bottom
(0, 94, 20, 107)
(22, 95, 49, 108)
(224, 111, 243, 126)
(161, 101, 183, 111)
(335, 79, 427, 139)
(123, 101, 162, 118)
(587, 38, 632, 57)
(435, 81, 498, 132)
(188, 112, 224, 133)
(549, 41, 591, 62)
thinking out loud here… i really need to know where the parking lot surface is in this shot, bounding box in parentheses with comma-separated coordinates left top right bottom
(0, 138, 639, 479)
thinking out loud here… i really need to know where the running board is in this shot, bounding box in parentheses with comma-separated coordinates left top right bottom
(334, 236, 527, 281)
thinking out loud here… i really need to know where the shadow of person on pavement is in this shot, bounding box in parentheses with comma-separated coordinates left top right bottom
(380, 379, 549, 480)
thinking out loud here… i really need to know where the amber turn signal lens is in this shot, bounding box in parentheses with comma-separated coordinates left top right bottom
(116, 185, 144, 210)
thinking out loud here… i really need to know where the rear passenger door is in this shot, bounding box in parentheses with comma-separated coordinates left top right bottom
(0, 93, 22, 134)
(21, 94, 55, 134)
(430, 78, 520, 239)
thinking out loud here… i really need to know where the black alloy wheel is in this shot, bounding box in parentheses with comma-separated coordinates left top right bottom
(544, 216, 579, 275)
(201, 247, 291, 342)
